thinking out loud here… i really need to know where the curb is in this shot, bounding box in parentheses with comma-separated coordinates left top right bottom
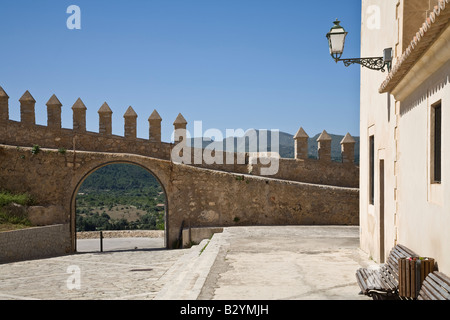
(154, 232, 224, 300)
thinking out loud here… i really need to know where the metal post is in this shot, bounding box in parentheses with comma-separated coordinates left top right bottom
(100, 231, 103, 252)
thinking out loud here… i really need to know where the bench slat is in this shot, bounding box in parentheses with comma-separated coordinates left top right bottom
(378, 266, 396, 287)
(355, 244, 418, 299)
(363, 269, 381, 290)
(381, 270, 398, 290)
(418, 272, 450, 300)
(419, 283, 436, 300)
(385, 263, 399, 281)
(433, 272, 450, 292)
(427, 273, 450, 300)
(373, 272, 390, 290)
(397, 244, 418, 256)
(398, 244, 417, 255)
(357, 268, 395, 293)
(357, 268, 375, 292)
(356, 269, 369, 293)
(421, 280, 446, 300)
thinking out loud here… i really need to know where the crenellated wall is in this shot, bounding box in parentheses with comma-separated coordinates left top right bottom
(0, 87, 359, 187)
(0, 85, 359, 261)
(0, 144, 359, 252)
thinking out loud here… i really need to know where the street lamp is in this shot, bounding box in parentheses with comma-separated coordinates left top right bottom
(326, 19, 392, 72)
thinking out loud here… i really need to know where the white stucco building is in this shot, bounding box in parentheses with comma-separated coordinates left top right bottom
(359, 0, 450, 274)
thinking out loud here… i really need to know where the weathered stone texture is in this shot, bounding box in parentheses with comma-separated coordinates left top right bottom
(72, 98, 87, 132)
(317, 130, 332, 162)
(77, 230, 164, 239)
(0, 224, 71, 264)
(1, 120, 173, 161)
(27, 205, 66, 226)
(341, 133, 356, 164)
(0, 109, 358, 186)
(98, 102, 113, 135)
(0, 89, 359, 261)
(124, 106, 138, 139)
(148, 110, 162, 143)
(19, 91, 36, 125)
(0, 86, 9, 124)
(294, 127, 309, 160)
(173, 113, 187, 144)
(0, 144, 359, 254)
(46, 95, 62, 129)
(249, 157, 359, 188)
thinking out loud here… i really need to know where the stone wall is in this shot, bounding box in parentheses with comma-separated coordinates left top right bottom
(0, 87, 359, 255)
(0, 224, 71, 264)
(0, 88, 359, 187)
(173, 166, 359, 229)
(249, 157, 359, 188)
(0, 120, 173, 161)
(0, 120, 358, 187)
(0, 144, 359, 251)
(182, 227, 224, 247)
(77, 230, 164, 239)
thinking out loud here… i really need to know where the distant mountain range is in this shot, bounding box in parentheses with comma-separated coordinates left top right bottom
(189, 130, 360, 163)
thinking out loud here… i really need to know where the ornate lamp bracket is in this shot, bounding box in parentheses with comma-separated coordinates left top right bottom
(338, 57, 392, 73)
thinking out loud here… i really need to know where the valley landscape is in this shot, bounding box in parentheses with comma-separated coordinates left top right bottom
(75, 131, 359, 232)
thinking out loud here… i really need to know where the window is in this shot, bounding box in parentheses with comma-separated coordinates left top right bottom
(432, 102, 442, 183)
(369, 135, 375, 205)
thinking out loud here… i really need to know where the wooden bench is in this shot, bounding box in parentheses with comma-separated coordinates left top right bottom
(417, 271, 450, 300)
(356, 244, 418, 299)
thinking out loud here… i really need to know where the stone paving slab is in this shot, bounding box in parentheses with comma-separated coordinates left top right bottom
(0, 226, 375, 300)
(0, 247, 186, 300)
(198, 226, 375, 300)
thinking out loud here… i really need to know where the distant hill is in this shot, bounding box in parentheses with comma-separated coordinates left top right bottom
(76, 164, 165, 232)
(189, 130, 360, 163)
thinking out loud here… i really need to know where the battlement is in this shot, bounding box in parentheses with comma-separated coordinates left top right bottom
(0, 86, 176, 160)
(0, 86, 360, 255)
(0, 86, 358, 187)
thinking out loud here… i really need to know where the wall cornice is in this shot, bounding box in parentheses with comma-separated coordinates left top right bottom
(390, 25, 450, 101)
(379, 0, 450, 99)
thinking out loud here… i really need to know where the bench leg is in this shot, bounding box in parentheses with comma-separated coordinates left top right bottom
(371, 292, 400, 300)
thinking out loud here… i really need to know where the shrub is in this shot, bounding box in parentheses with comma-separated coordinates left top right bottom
(0, 211, 32, 226)
(31, 144, 41, 155)
(0, 191, 34, 229)
(0, 191, 34, 207)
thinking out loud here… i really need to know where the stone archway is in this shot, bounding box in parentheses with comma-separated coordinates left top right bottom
(70, 160, 170, 251)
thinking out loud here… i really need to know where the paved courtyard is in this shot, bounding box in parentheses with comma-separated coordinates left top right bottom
(0, 226, 374, 300)
(198, 226, 374, 300)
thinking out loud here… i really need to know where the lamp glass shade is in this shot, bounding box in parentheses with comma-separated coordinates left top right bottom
(326, 20, 348, 60)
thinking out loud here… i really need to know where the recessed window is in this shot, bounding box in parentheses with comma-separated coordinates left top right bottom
(369, 135, 375, 205)
(432, 102, 442, 183)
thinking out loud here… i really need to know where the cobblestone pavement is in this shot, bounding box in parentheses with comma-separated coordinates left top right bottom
(0, 226, 375, 300)
(0, 247, 185, 300)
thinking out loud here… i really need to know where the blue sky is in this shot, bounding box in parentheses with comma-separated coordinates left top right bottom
(0, 0, 362, 142)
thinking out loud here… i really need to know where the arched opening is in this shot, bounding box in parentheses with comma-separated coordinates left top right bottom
(72, 162, 168, 252)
